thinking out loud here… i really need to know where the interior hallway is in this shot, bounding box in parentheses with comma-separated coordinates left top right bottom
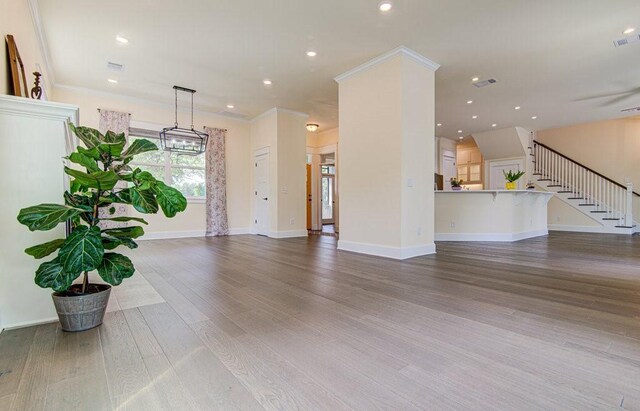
(1, 232, 640, 410)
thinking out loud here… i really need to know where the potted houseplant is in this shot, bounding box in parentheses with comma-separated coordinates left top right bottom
(17, 124, 187, 332)
(503, 169, 525, 190)
(450, 177, 464, 191)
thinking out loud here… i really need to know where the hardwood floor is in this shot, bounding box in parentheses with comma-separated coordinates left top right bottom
(1, 232, 640, 410)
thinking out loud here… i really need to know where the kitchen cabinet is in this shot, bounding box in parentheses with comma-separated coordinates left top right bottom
(456, 146, 483, 184)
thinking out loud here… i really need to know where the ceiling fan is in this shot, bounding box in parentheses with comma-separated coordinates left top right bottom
(575, 86, 640, 108)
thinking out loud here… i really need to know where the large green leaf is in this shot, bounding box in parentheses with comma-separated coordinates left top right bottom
(64, 167, 119, 191)
(104, 130, 126, 144)
(97, 135, 126, 157)
(153, 181, 187, 217)
(70, 124, 103, 149)
(58, 225, 104, 274)
(102, 226, 145, 239)
(102, 235, 138, 250)
(134, 171, 157, 190)
(17, 203, 86, 231)
(101, 216, 148, 225)
(35, 257, 78, 292)
(121, 138, 158, 158)
(77, 145, 101, 160)
(25, 238, 66, 259)
(68, 152, 100, 172)
(131, 188, 159, 214)
(97, 253, 135, 286)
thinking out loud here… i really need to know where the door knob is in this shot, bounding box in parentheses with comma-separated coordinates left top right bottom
(262, 197, 268, 201)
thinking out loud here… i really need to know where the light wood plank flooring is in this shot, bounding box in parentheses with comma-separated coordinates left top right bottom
(1, 232, 640, 410)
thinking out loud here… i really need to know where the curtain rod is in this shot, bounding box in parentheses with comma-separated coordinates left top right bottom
(97, 108, 132, 116)
(203, 126, 228, 132)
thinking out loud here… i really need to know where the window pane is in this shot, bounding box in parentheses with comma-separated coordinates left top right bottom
(171, 152, 205, 167)
(171, 167, 205, 197)
(128, 136, 164, 164)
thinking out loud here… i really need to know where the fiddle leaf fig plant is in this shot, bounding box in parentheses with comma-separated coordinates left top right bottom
(17, 124, 187, 293)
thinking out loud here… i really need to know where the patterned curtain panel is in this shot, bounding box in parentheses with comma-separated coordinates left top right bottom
(98, 109, 131, 229)
(205, 127, 229, 236)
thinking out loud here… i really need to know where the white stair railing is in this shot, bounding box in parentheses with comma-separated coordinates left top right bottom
(533, 141, 635, 228)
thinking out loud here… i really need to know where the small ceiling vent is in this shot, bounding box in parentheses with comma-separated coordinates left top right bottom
(621, 106, 640, 113)
(613, 34, 640, 48)
(473, 78, 497, 88)
(107, 62, 124, 71)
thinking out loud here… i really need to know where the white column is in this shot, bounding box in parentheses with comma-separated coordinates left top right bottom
(335, 47, 439, 259)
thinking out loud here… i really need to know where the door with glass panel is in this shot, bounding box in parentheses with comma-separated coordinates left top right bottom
(321, 165, 335, 224)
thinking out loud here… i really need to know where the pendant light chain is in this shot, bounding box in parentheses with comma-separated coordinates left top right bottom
(174, 87, 178, 127)
(191, 92, 194, 130)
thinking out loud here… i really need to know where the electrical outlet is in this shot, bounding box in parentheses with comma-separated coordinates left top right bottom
(450, 221, 456, 228)
(290, 217, 295, 225)
(417, 227, 422, 236)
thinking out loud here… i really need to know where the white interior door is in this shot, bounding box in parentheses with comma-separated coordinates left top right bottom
(254, 153, 269, 236)
(489, 159, 524, 190)
(442, 154, 456, 190)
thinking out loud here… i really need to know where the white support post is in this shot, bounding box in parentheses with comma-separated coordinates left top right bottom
(625, 183, 633, 227)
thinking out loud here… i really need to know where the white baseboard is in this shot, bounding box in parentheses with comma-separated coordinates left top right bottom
(548, 224, 633, 234)
(435, 229, 548, 242)
(337, 240, 436, 260)
(229, 227, 251, 235)
(268, 230, 309, 239)
(140, 230, 206, 240)
(2, 316, 58, 332)
(140, 227, 253, 240)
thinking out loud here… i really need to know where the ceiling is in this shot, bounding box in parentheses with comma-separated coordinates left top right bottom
(36, 0, 640, 138)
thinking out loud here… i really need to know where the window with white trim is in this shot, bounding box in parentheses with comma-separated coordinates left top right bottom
(128, 128, 205, 200)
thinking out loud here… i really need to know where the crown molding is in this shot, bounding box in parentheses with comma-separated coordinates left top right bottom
(53, 84, 251, 124)
(334, 46, 440, 83)
(250, 107, 309, 123)
(0, 95, 78, 123)
(26, 0, 56, 92)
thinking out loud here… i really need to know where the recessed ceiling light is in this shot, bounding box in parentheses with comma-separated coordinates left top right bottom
(306, 50, 317, 57)
(623, 28, 636, 35)
(492, 123, 497, 127)
(472, 115, 478, 119)
(107, 78, 118, 84)
(472, 77, 479, 82)
(467, 100, 473, 104)
(263, 79, 272, 86)
(515, 106, 521, 110)
(458, 130, 463, 133)
(379, 1, 393, 12)
(437, 123, 442, 127)
(459, 136, 464, 140)
(531, 116, 537, 119)
(116, 35, 129, 44)
(226, 104, 235, 109)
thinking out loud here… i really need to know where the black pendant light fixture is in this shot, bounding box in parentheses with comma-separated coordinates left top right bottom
(160, 85, 209, 155)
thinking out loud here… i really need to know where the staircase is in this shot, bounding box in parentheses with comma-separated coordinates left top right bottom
(528, 136, 638, 234)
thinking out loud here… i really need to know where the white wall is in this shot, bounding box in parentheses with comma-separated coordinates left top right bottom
(435, 191, 551, 241)
(250, 108, 308, 237)
(52, 86, 253, 236)
(0, 97, 78, 330)
(276, 111, 308, 234)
